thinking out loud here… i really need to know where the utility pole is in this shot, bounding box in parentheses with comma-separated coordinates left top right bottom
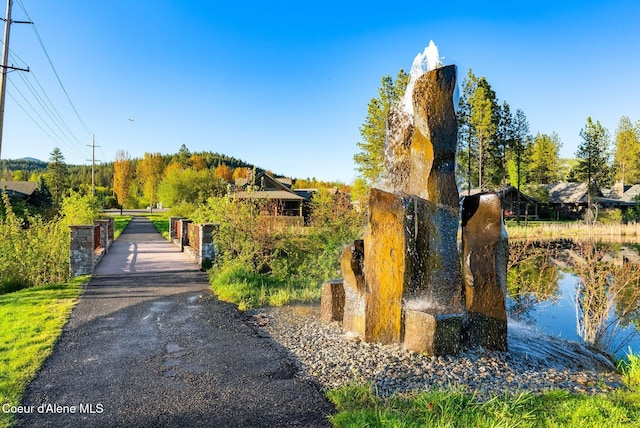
(0, 0, 30, 159)
(87, 135, 100, 195)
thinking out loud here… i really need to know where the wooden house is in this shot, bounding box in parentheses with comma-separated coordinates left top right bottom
(234, 171, 306, 222)
(0, 180, 37, 198)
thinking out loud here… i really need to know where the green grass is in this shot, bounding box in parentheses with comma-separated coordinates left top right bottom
(0, 277, 86, 428)
(209, 262, 319, 310)
(112, 215, 132, 239)
(327, 383, 640, 427)
(147, 215, 169, 239)
(619, 350, 640, 391)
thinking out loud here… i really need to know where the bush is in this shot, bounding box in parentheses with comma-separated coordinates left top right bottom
(0, 192, 101, 294)
(194, 190, 365, 309)
(598, 208, 623, 225)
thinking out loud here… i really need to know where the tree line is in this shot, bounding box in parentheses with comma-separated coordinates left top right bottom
(354, 68, 640, 202)
(0, 144, 261, 216)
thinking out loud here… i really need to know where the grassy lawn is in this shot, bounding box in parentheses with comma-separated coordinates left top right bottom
(146, 214, 169, 239)
(328, 381, 640, 427)
(112, 215, 132, 239)
(0, 277, 87, 428)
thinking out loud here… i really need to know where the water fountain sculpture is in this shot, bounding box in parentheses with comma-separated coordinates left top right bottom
(321, 54, 509, 355)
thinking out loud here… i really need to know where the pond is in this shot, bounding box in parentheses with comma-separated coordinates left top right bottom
(508, 241, 640, 359)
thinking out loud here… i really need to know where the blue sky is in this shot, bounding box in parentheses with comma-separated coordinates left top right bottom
(2, 0, 639, 183)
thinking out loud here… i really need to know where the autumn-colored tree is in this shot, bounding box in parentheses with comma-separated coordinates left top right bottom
(113, 150, 133, 208)
(164, 162, 182, 177)
(190, 154, 207, 171)
(137, 152, 165, 209)
(214, 164, 233, 182)
(232, 167, 249, 182)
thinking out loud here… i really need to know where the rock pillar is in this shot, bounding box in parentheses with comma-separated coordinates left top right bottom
(69, 225, 94, 277)
(461, 193, 509, 351)
(363, 189, 463, 345)
(341, 240, 366, 336)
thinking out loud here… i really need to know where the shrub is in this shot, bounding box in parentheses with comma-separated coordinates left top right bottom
(599, 208, 624, 225)
(194, 190, 365, 309)
(0, 192, 101, 294)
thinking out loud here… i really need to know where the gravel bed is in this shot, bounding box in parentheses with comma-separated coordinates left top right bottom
(248, 305, 624, 399)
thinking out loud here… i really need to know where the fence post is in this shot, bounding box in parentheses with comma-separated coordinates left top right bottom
(170, 217, 180, 241)
(107, 218, 114, 245)
(180, 220, 192, 252)
(199, 223, 219, 269)
(69, 225, 95, 277)
(95, 219, 110, 252)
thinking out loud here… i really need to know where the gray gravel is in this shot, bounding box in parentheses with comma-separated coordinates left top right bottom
(249, 304, 624, 399)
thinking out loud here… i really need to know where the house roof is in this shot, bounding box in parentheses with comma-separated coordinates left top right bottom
(233, 171, 304, 201)
(547, 182, 590, 204)
(463, 186, 542, 204)
(234, 190, 305, 200)
(0, 180, 37, 197)
(498, 186, 543, 204)
(621, 184, 640, 202)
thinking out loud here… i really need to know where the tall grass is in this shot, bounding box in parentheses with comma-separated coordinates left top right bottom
(328, 379, 640, 427)
(619, 349, 640, 390)
(570, 242, 640, 354)
(507, 221, 640, 241)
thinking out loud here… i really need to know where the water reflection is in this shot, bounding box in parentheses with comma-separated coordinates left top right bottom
(507, 240, 640, 357)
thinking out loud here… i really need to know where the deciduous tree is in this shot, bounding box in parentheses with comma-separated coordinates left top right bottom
(136, 152, 165, 209)
(113, 150, 133, 208)
(457, 70, 500, 191)
(529, 132, 562, 184)
(158, 168, 227, 207)
(614, 116, 640, 186)
(214, 164, 233, 182)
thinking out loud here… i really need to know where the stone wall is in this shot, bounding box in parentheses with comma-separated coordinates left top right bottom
(69, 218, 114, 277)
(169, 217, 219, 270)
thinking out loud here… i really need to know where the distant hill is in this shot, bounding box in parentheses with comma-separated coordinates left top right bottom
(0, 158, 48, 174)
(21, 157, 45, 163)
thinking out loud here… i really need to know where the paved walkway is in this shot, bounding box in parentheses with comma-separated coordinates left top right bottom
(17, 217, 332, 427)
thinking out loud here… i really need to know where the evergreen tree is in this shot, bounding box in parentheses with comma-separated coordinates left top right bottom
(510, 109, 531, 187)
(457, 70, 500, 191)
(46, 147, 68, 205)
(176, 144, 191, 167)
(354, 70, 409, 183)
(494, 101, 514, 186)
(614, 116, 640, 185)
(575, 117, 611, 198)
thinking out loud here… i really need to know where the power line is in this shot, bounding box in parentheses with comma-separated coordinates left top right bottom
(0, 0, 31, 158)
(15, 0, 92, 137)
(13, 56, 85, 149)
(7, 83, 87, 159)
(11, 49, 84, 146)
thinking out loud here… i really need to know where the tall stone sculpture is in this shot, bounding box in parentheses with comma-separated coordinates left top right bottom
(321, 63, 509, 355)
(461, 193, 509, 351)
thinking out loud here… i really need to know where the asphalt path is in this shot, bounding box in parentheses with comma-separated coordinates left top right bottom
(17, 217, 333, 427)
